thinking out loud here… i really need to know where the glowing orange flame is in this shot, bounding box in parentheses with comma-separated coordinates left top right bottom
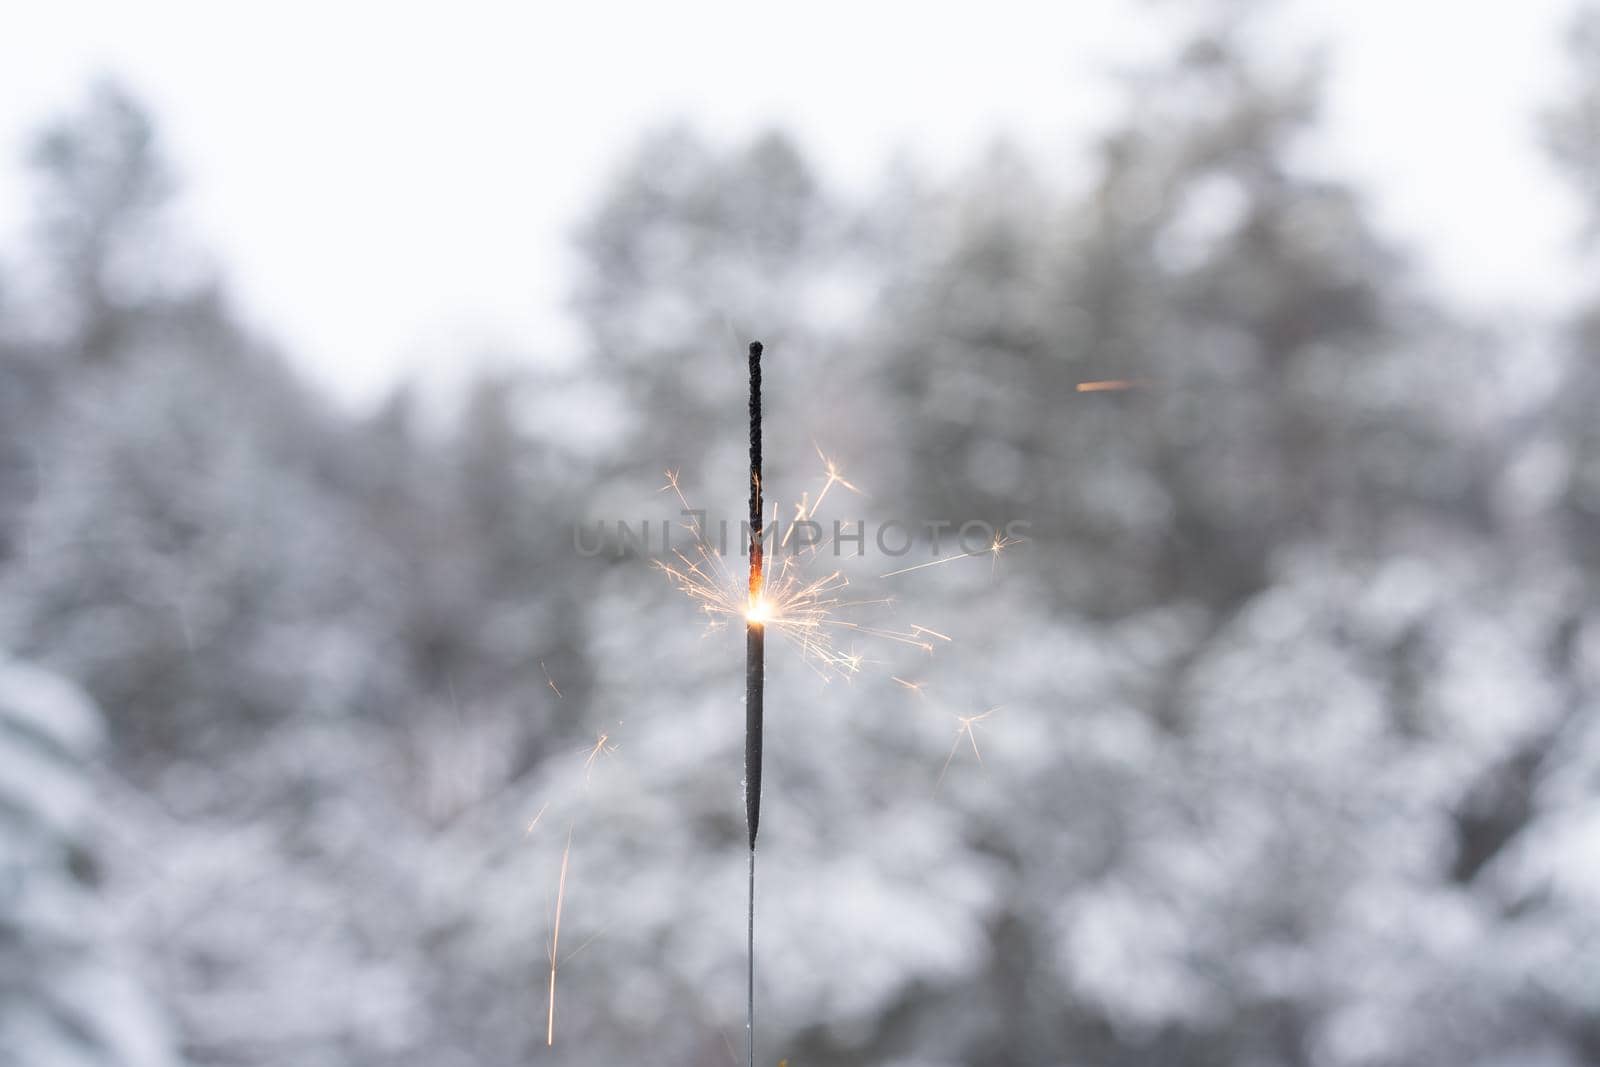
(745, 596, 772, 625)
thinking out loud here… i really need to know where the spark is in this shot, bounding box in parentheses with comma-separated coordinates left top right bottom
(781, 446, 863, 553)
(656, 457, 947, 681)
(582, 729, 618, 781)
(546, 828, 572, 1047)
(892, 676, 927, 695)
(809, 443, 863, 512)
(540, 660, 562, 699)
(557, 927, 607, 967)
(523, 802, 549, 839)
(1076, 378, 1154, 392)
(880, 533, 1027, 579)
(936, 706, 1001, 789)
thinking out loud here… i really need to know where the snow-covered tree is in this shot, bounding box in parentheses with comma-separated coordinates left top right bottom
(0, 655, 183, 1067)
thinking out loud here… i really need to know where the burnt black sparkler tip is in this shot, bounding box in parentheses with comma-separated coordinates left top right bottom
(744, 336, 766, 1067)
(745, 338, 765, 853)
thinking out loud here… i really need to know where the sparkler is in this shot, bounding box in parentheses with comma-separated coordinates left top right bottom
(745, 340, 764, 1067)
(654, 341, 1016, 1061)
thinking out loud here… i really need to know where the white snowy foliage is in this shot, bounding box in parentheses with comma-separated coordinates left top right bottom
(0, 656, 182, 1067)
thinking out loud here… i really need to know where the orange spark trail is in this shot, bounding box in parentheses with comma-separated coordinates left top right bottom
(540, 661, 562, 698)
(880, 536, 1026, 579)
(582, 730, 617, 782)
(546, 829, 572, 1046)
(523, 802, 549, 839)
(1076, 379, 1154, 393)
(936, 707, 1000, 790)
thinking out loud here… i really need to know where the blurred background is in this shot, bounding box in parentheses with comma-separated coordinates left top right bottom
(5, 1, 1600, 1064)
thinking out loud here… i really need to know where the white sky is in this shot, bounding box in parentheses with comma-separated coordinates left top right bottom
(0, 0, 1588, 406)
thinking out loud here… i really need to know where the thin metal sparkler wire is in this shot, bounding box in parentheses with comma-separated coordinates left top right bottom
(747, 844, 756, 1067)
